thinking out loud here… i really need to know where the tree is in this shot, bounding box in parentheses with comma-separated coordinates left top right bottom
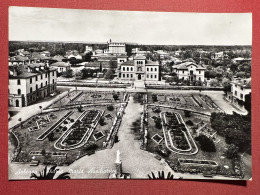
(47, 131, 55, 141)
(99, 117, 105, 126)
(84, 51, 93, 62)
(184, 110, 191, 117)
(113, 94, 119, 101)
(209, 79, 219, 87)
(107, 105, 114, 111)
(222, 78, 231, 95)
(104, 69, 115, 80)
(196, 134, 216, 152)
(30, 165, 70, 180)
(226, 144, 239, 159)
(148, 171, 174, 180)
(62, 69, 74, 78)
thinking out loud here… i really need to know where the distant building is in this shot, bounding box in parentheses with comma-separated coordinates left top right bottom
(117, 55, 128, 65)
(9, 63, 57, 107)
(50, 62, 71, 73)
(85, 46, 93, 53)
(118, 55, 159, 81)
(106, 40, 127, 55)
(172, 62, 206, 82)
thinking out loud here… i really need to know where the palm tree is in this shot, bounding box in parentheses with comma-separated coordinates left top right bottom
(147, 171, 174, 180)
(30, 165, 70, 180)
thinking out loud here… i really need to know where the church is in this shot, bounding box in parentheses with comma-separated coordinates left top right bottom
(117, 55, 160, 81)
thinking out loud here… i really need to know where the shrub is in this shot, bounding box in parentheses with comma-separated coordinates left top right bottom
(107, 105, 114, 111)
(196, 134, 216, 152)
(186, 120, 194, 126)
(184, 110, 191, 117)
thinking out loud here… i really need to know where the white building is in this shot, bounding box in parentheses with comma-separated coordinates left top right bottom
(106, 40, 127, 55)
(118, 55, 159, 81)
(230, 78, 251, 109)
(9, 63, 57, 107)
(85, 45, 93, 53)
(172, 62, 206, 82)
(50, 62, 71, 73)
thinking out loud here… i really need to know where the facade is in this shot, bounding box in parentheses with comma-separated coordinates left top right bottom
(106, 40, 127, 55)
(230, 78, 251, 109)
(118, 55, 159, 81)
(9, 63, 57, 108)
(172, 62, 206, 82)
(117, 55, 128, 65)
(85, 46, 93, 53)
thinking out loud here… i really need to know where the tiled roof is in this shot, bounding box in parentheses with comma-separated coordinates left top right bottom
(121, 60, 134, 66)
(146, 60, 159, 66)
(173, 62, 206, 70)
(232, 78, 251, 88)
(50, 62, 70, 67)
(134, 55, 146, 60)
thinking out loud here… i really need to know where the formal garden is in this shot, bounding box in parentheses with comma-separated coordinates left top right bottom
(132, 91, 248, 179)
(9, 90, 129, 166)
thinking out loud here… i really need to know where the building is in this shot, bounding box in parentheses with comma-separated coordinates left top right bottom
(9, 63, 57, 108)
(230, 78, 251, 109)
(118, 55, 159, 81)
(117, 55, 128, 65)
(106, 40, 127, 55)
(85, 45, 93, 53)
(50, 62, 71, 73)
(172, 62, 206, 82)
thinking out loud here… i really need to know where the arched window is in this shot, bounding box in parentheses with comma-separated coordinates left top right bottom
(17, 89, 21, 95)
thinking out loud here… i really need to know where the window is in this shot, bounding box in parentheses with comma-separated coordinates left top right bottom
(41, 83, 43, 88)
(199, 77, 201, 81)
(53, 79, 54, 84)
(46, 81, 48, 86)
(235, 90, 237, 96)
(199, 71, 201, 74)
(155, 68, 157, 71)
(123, 67, 125, 71)
(183, 70, 184, 74)
(127, 74, 129, 78)
(240, 94, 243, 99)
(122, 74, 125, 78)
(36, 84, 38, 90)
(36, 76, 38, 81)
(182, 77, 184, 80)
(151, 68, 153, 71)
(41, 74, 43, 79)
(131, 74, 133, 78)
(147, 68, 149, 71)
(155, 75, 157, 79)
(30, 87, 32, 93)
(147, 74, 149, 78)
(131, 67, 133, 71)
(17, 89, 21, 95)
(151, 75, 153, 79)
(17, 79, 20, 85)
(53, 72, 54, 76)
(127, 67, 129, 71)
(30, 78, 32, 84)
(240, 86, 243, 90)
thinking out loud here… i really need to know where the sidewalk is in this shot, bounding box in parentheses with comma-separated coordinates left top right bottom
(8, 90, 70, 129)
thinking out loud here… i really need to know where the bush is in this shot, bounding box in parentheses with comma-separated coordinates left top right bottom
(99, 117, 105, 126)
(107, 105, 114, 111)
(196, 134, 216, 152)
(186, 120, 194, 126)
(184, 110, 191, 117)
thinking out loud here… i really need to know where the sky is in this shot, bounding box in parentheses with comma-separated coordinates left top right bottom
(9, 6, 252, 45)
